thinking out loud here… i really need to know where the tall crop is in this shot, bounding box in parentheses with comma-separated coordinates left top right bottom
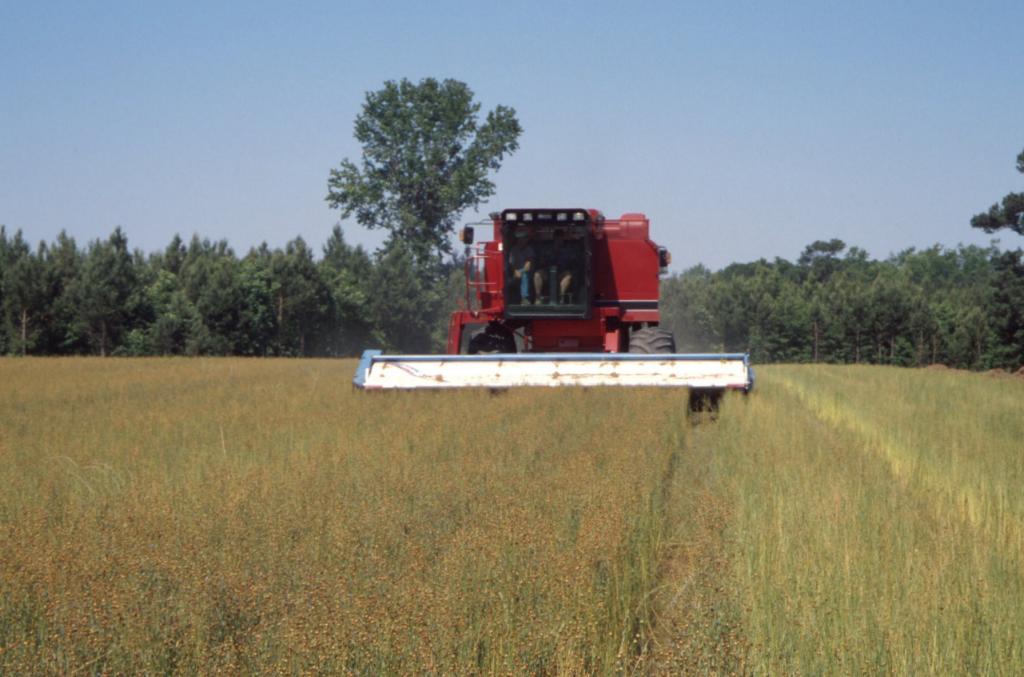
(3, 359, 1022, 674)
(0, 358, 688, 674)
(709, 366, 1024, 673)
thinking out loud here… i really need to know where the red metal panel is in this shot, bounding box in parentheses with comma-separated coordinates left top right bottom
(593, 214, 661, 306)
(622, 310, 660, 323)
(446, 311, 466, 354)
(529, 317, 605, 352)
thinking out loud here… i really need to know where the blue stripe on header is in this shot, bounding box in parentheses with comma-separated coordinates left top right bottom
(366, 352, 750, 363)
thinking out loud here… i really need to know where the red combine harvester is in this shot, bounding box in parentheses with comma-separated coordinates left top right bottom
(354, 208, 753, 407)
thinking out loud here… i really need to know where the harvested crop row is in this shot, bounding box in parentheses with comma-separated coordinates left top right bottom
(703, 366, 1024, 674)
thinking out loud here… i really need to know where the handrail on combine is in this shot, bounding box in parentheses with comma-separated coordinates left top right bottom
(464, 243, 501, 311)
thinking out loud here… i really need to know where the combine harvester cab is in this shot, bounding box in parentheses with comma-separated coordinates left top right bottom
(353, 208, 753, 410)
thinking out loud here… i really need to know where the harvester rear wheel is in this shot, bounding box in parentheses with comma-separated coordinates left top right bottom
(628, 327, 676, 354)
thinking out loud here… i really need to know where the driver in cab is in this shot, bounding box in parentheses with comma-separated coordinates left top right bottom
(507, 230, 536, 304)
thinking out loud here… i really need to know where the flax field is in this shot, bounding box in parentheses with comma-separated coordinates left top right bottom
(1, 359, 1022, 674)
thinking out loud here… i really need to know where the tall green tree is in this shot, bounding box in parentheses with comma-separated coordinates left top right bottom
(38, 231, 86, 354)
(179, 237, 245, 355)
(367, 239, 447, 353)
(830, 249, 874, 363)
(163, 234, 186, 275)
(144, 269, 199, 355)
(236, 245, 278, 356)
(766, 275, 811, 362)
(326, 77, 522, 263)
(971, 147, 1024, 235)
(988, 250, 1024, 369)
(269, 237, 330, 356)
(71, 228, 137, 356)
(1, 231, 47, 355)
(798, 238, 847, 282)
(320, 226, 373, 355)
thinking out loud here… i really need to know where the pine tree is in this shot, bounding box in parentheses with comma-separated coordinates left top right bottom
(72, 228, 136, 356)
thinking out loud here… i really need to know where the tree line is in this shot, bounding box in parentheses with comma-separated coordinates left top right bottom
(661, 239, 1024, 371)
(0, 225, 461, 358)
(2, 225, 1022, 370)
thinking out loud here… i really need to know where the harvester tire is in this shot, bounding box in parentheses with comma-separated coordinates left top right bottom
(468, 329, 516, 354)
(628, 327, 676, 354)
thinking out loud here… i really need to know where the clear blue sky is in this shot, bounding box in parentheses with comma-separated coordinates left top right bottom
(2, 0, 1021, 270)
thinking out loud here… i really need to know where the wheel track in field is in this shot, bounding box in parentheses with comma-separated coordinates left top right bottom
(648, 421, 750, 674)
(774, 372, 1024, 564)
